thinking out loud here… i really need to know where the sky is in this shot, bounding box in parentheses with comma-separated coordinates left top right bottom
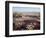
(13, 7, 40, 13)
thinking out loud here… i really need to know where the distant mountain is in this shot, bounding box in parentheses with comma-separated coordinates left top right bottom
(13, 12, 40, 16)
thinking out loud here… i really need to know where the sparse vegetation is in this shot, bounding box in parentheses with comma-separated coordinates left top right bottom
(13, 12, 40, 30)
